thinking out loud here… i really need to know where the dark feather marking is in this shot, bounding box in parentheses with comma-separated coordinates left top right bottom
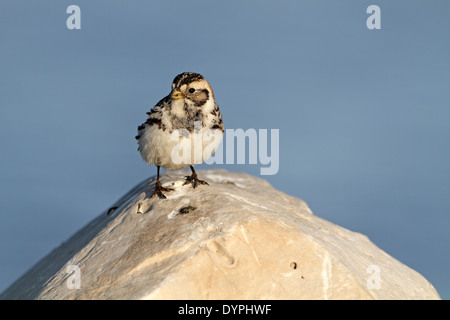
(172, 72, 204, 88)
(145, 117, 166, 131)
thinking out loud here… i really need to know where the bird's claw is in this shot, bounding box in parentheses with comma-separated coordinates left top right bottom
(183, 175, 209, 189)
(151, 181, 174, 199)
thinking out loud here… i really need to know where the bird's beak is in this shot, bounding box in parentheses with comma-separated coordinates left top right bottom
(171, 90, 184, 100)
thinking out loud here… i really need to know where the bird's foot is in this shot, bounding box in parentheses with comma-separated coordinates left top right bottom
(151, 180, 174, 199)
(183, 173, 209, 189)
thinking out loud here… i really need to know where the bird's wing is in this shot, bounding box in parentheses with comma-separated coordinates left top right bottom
(135, 94, 170, 142)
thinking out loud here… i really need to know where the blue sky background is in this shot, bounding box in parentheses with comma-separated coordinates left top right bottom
(0, 0, 449, 299)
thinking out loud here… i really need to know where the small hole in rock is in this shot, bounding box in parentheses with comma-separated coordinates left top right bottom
(290, 262, 297, 269)
(179, 206, 197, 214)
(222, 180, 236, 185)
(107, 206, 118, 215)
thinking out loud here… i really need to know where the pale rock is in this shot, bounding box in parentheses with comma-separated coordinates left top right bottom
(0, 170, 440, 300)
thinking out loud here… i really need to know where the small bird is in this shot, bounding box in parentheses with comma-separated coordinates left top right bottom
(136, 72, 224, 199)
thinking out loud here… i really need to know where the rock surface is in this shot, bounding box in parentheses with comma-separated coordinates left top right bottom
(0, 169, 440, 300)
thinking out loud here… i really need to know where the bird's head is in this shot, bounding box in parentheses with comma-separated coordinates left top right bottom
(170, 72, 215, 107)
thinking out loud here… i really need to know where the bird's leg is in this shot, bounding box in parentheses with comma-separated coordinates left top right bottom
(151, 166, 173, 199)
(184, 165, 209, 189)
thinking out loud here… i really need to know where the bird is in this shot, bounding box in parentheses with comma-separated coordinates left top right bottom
(135, 72, 224, 199)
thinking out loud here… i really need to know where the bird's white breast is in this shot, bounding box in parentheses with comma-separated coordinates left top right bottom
(138, 98, 223, 171)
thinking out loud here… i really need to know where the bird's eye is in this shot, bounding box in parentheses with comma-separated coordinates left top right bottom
(188, 88, 195, 93)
